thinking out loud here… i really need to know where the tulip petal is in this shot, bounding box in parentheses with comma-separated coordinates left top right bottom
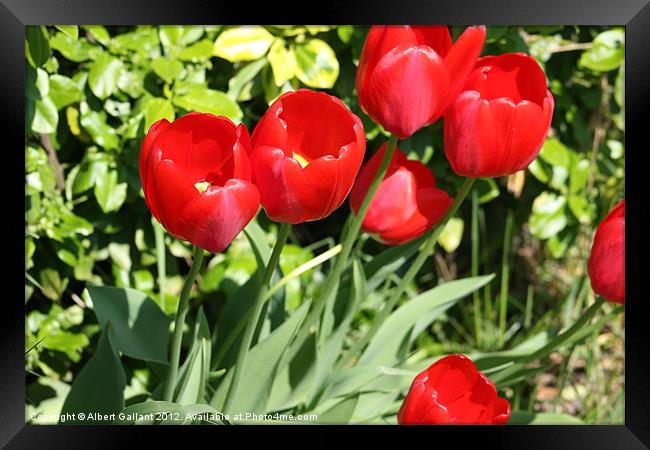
(467, 53, 549, 106)
(441, 25, 486, 113)
(251, 145, 321, 224)
(398, 354, 510, 424)
(411, 26, 452, 57)
(303, 143, 362, 221)
(588, 200, 625, 303)
(151, 159, 199, 240)
(140, 118, 171, 220)
(153, 114, 240, 185)
(377, 188, 451, 245)
(356, 26, 420, 109)
(367, 45, 450, 139)
(251, 90, 365, 223)
(179, 179, 260, 253)
(140, 118, 171, 195)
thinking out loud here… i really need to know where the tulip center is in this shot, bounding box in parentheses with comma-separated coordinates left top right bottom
(292, 151, 310, 168)
(194, 170, 229, 193)
(194, 181, 211, 193)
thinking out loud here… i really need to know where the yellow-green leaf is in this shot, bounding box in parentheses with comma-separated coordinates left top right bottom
(213, 26, 274, 62)
(268, 39, 296, 87)
(294, 38, 339, 88)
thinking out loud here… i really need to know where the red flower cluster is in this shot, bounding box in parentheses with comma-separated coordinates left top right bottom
(138, 25, 622, 425)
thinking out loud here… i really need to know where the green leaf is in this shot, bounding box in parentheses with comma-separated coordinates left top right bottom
(539, 138, 571, 167)
(173, 88, 242, 122)
(108, 242, 132, 271)
(72, 151, 109, 194)
(111, 27, 161, 58)
(42, 330, 89, 361)
(79, 102, 120, 149)
(94, 167, 127, 213)
(268, 39, 296, 86)
(87, 285, 170, 363)
(211, 300, 311, 416)
(360, 275, 495, 367)
(55, 26, 78, 40)
(569, 158, 590, 194)
(539, 138, 572, 190)
(293, 38, 339, 88)
(528, 159, 550, 183)
(364, 236, 424, 291)
(508, 411, 584, 425)
(117, 70, 144, 98)
(49, 74, 83, 110)
(607, 139, 624, 160)
(213, 26, 274, 62)
(227, 58, 268, 101)
(144, 97, 175, 131)
(159, 26, 204, 57)
(88, 52, 124, 99)
(26, 26, 51, 68)
(31, 96, 59, 134)
(615, 64, 624, 107)
(491, 300, 618, 385)
(83, 25, 111, 46)
(316, 394, 359, 424)
(151, 57, 184, 84)
(60, 325, 125, 423)
(174, 307, 211, 404)
(567, 195, 593, 224)
(50, 32, 99, 62)
(178, 39, 214, 62)
(529, 192, 567, 239)
(437, 218, 464, 253)
(26, 379, 71, 424)
(579, 28, 624, 72)
(475, 178, 500, 204)
(39, 268, 68, 301)
(337, 26, 354, 43)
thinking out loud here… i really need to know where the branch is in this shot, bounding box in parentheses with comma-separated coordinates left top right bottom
(39, 133, 65, 191)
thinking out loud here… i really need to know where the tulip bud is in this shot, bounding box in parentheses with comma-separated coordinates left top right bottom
(349, 144, 452, 245)
(398, 354, 511, 425)
(444, 52, 555, 178)
(588, 199, 625, 304)
(251, 89, 366, 224)
(356, 25, 486, 139)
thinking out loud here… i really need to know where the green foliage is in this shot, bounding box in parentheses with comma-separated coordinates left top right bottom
(25, 25, 624, 426)
(60, 325, 126, 423)
(88, 285, 170, 362)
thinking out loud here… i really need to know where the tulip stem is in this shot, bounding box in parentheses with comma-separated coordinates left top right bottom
(163, 245, 204, 402)
(222, 221, 291, 415)
(339, 177, 476, 368)
(285, 134, 400, 364)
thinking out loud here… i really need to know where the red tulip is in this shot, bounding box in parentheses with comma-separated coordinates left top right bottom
(444, 52, 555, 178)
(349, 143, 452, 245)
(250, 89, 366, 224)
(139, 113, 260, 253)
(588, 200, 625, 304)
(356, 25, 486, 139)
(398, 354, 510, 425)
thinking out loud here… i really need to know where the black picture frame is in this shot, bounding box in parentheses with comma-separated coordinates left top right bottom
(6, 0, 648, 447)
